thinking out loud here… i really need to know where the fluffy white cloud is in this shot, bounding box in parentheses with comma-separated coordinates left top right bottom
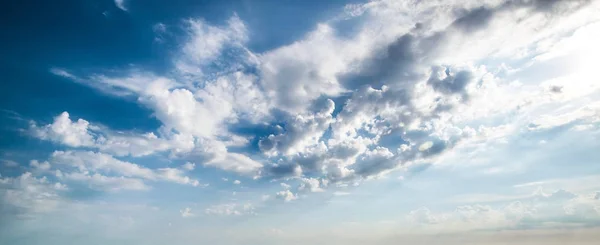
(45, 0, 600, 193)
(298, 178, 325, 193)
(30, 112, 96, 147)
(257, 25, 352, 112)
(29, 111, 192, 157)
(29, 160, 51, 174)
(276, 190, 298, 202)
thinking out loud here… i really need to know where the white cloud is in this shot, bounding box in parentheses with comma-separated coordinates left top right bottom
(408, 189, 600, 231)
(30, 112, 95, 147)
(257, 25, 350, 112)
(114, 0, 127, 11)
(155, 168, 201, 187)
(44, 0, 600, 195)
(298, 178, 325, 193)
(233, 180, 241, 185)
(276, 190, 298, 202)
(407, 207, 440, 225)
(180, 207, 194, 218)
(0, 172, 66, 217)
(29, 111, 193, 157)
(181, 162, 195, 171)
(280, 182, 291, 189)
(333, 191, 350, 196)
(48, 150, 201, 189)
(176, 15, 249, 77)
(29, 160, 51, 174)
(51, 151, 155, 179)
(204, 203, 255, 216)
(63, 172, 149, 192)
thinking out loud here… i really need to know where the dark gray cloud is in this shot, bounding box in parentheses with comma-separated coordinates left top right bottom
(339, 34, 421, 90)
(427, 66, 474, 99)
(451, 6, 496, 33)
(523, 0, 592, 14)
(264, 163, 300, 177)
(450, 0, 592, 35)
(550, 85, 563, 93)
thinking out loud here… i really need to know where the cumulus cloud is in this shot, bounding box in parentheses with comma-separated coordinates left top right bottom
(30, 112, 96, 148)
(30, 111, 263, 174)
(297, 177, 325, 192)
(44, 0, 600, 195)
(276, 190, 298, 202)
(257, 25, 350, 112)
(29, 111, 192, 157)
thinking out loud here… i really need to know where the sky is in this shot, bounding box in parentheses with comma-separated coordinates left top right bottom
(1, 0, 600, 244)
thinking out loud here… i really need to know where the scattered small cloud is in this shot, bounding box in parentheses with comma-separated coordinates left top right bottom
(180, 207, 194, 218)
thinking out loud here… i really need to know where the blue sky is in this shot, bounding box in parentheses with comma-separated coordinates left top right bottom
(2, 0, 600, 244)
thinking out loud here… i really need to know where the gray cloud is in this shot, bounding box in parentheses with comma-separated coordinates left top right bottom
(452, 6, 496, 33)
(340, 34, 422, 90)
(427, 66, 474, 99)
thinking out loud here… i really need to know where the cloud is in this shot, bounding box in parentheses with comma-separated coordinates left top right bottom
(47, 150, 201, 189)
(204, 203, 255, 216)
(181, 162, 195, 171)
(29, 111, 192, 157)
(114, 0, 127, 11)
(1, 160, 18, 167)
(180, 207, 194, 218)
(276, 190, 298, 202)
(408, 189, 600, 231)
(30, 111, 263, 174)
(233, 180, 241, 185)
(30, 112, 96, 147)
(44, 0, 600, 194)
(407, 207, 440, 225)
(451, 6, 496, 33)
(257, 24, 349, 112)
(258, 99, 335, 156)
(62, 172, 149, 192)
(298, 177, 325, 193)
(0, 172, 66, 217)
(176, 15, 249, 77)
(427, 66, 474, 99)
